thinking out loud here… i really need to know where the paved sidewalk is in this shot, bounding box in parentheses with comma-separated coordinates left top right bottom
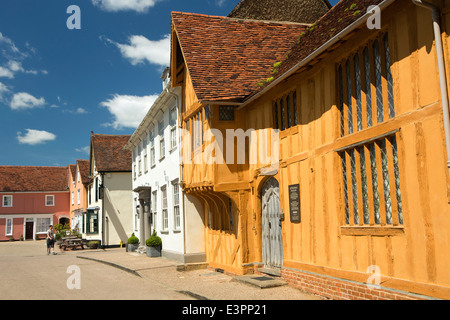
(75, 247, 323, 300)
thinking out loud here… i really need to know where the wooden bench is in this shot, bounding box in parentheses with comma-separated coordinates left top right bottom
(59, 236, 84, 251)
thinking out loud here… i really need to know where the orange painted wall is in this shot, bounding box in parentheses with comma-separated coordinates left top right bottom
(175, 0, 450, 298)
(68, 166, 88, 228)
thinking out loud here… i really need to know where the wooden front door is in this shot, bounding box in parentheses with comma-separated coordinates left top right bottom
(261, 177, 283, 269)
(25, 222, 34, 240)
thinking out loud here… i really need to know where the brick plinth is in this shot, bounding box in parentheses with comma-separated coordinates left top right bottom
(281, 268, 428, 300)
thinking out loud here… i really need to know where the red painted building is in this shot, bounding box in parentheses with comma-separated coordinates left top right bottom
(0, 166, 70, 241)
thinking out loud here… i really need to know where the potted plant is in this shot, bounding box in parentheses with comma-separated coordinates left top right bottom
(127, 233, 140, 252)
(145, 230, 162, 257)
(87, 241, 100, 249)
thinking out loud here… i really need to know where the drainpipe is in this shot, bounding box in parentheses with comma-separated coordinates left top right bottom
(411, 0, 450, 181)
(101, 172, 105, 248)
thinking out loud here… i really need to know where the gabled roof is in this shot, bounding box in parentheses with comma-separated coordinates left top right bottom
(246, 0, 386, 100)
(90, 134, 132, 173)
(76, 159, 91, 184)
(228, 0, 331, 24)
(68, 164, 76, 183)
(0, 166, 69, 192)
(171, 12, 308, 102)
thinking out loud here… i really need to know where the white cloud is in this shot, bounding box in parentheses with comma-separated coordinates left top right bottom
(103, 34, 170, 66)
(0, 66, 14, 79)
(100, 94, 158, 129)
(92, 0, 160, 13)
(0, 82, 10, 102)
(0, 60, 43, 79)
(0, 33, 46, 79)
(63, 107, 88, 114)
(17, 129, 56, 145)
(216, 0, 228, 7)
(10, 92, 46, 110)
(76, 146, 90, 154)
(0, 32, 21, 56)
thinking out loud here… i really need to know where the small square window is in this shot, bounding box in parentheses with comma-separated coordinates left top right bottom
(45, 195, 55, 206)
(219, 106, 235, 121)
(2, 195, 12, 207)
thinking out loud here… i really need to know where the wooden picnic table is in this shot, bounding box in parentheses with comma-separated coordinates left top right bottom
(59, 236, 84, 251)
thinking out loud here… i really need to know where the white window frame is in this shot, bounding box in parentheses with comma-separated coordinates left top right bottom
(143, 135, 148, 173)
(77, 189, 81, 205)
(71, 191, 74, 205)
(36, 217, 51, 234)
(45, 195, 55, 207)
(137, 143, 142, 176)
(5, 218, 13, 236)
(152, 190, 157, 230)
(161, 186, 168, 230)
(159, 120, 165, 160)
(172, 180, 180, 230)
(170, 107, 178, 151)
(2, 195, 13, 207)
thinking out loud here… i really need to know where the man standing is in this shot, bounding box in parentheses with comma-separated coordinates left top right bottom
(47, 225, 56, 255)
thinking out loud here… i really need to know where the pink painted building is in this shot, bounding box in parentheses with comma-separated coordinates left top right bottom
(68, 159, 90, 233)
(0, 166, 70, 241)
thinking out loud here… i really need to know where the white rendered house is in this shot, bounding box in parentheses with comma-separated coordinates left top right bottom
(85, 133, 134, 247)
(124, 68, 205, 263)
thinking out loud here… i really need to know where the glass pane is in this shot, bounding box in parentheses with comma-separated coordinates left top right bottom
(359, 146, 370, 224)
(338, 65, 345, 137)
(364, 47, 373, 127)
(341, 152, 350, 225)
(286, 95, 291, 128)
(379, 139, 392, 224)
(390, 136, 403, 224)
(293, 91, 298, 126)
(346, 59, 353, 134)
(219, 106, 235, 121)
(369, 143, 381, 224)
(354, 53, 363, 131)
(280, 99, 285, 131)
(374, 39, 384, 124)
(350, 149, 359, 224)
(384, 34, 395, 119)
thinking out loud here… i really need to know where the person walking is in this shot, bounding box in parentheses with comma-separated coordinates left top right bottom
(46, 225, 56, 255)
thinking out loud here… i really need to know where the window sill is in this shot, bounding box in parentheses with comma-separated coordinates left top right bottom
(340, 226, 404, 237)
(173, 229, 181, 233)
(160, 230, 169, 235)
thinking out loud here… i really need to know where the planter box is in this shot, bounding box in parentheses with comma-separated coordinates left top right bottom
(127, 243, 139, 252)
(146, 246, 161, 257)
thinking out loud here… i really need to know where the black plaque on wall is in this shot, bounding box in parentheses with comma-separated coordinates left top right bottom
(289, 184, 301, 223)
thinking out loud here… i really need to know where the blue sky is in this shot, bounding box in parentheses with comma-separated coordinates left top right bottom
(0, 0, 339, 167)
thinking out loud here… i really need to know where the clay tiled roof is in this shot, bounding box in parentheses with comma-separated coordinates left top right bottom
(76, 159, 91, 184)
(228, 0, 331, 24)
(91, 134, 132, 173)
(172, 12, 308, 102)
(248, 0, 385, 98)
(0, 166, 69, 192)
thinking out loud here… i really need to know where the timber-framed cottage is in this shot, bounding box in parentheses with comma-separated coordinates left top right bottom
(170, 0, 450, 300)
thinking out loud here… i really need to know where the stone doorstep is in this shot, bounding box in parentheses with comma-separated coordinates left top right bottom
(233, 275, 287, 289)
(258, 267, 281, 277)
